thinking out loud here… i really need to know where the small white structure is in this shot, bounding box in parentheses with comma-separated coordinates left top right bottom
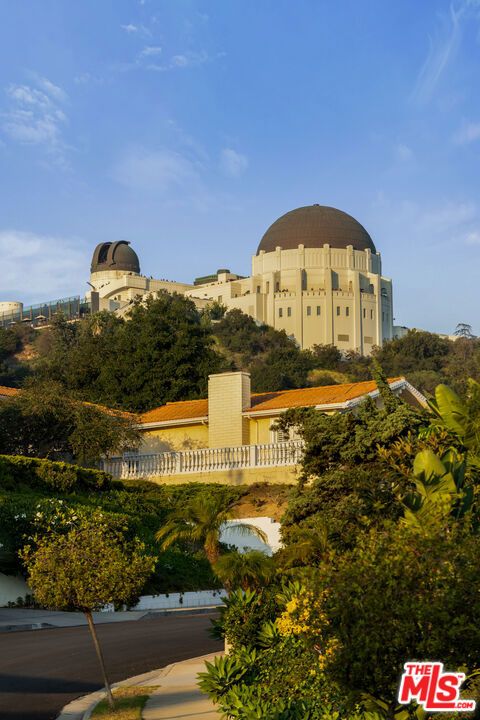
(0, 573, 30, 607)
(221, 516, 282, 556)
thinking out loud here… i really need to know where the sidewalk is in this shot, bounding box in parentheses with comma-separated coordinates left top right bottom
(56, 653, 221, 720)
(143, 654, 220, 719)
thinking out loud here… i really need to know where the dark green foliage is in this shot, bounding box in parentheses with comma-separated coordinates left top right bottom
(281, 465, 407, 551)
(311, 523, 480, 709)
(310, 344, 342, 369)
(0, 327, 21, 360)
(374, 330, 451, 375)
(278, 391, 426, 482)
(212, 309, 315, 392)
(0, 381, 140, 463)
(373, 330, 480, 396)
(210, 588, 277, 649)
(0, 455, 113, 493)
(37, 294, 226, 412)
(249, 346, 314, 392)
(145, 547, 221, 594)
(0, 325, 31, 386)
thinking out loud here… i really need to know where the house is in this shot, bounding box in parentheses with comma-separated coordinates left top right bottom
(102, 371, 427, 484)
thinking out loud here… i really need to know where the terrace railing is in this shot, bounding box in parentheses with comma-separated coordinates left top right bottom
(102, 440, 304, 479)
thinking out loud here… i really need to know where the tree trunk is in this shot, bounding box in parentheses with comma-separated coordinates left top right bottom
(85, 610, 115, 710)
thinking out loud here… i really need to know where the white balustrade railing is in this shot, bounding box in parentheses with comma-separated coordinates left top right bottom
(102, 440, 303, 479)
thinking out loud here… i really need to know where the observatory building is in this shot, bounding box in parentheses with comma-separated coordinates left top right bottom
(84, 204, 394, 354)
(1, 204, 394, 354)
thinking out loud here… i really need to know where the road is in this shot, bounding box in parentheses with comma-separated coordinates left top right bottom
(0, 612, 222, 720)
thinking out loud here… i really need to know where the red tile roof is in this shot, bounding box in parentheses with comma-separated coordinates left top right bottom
(142, 398, 209, 424)
(249, 378, 403, 412)
(0, 385, 20, 397)
(139, 378, 404, 425)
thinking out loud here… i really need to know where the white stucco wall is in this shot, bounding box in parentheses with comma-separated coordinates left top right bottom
(221, 516, 282, 556)
(0, 573, 30, 607)
(133, 589, 227, 610)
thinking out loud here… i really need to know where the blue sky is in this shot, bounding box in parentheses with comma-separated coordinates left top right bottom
(1, 0, 480, 334)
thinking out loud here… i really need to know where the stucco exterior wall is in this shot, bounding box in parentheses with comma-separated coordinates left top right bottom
(0, 574, 30, 607)
(141, 424, 208, 453)
(144, 465, 299, 486)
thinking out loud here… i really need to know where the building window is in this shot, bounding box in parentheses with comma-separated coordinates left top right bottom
(266, 281, 270, 293)
(346, 307, 350, 317)
(287, 307, 292, 317)
(370, 309, 374, 319)
(279, 308, 283, 318)
(364, 336, 373, 344)
(275, 281, 280, 292)
(271, 426, 301, 443)
(363, 308, 366, 318)
(336, 306, 340, 316)
(306, 306, 311, 316)
(337, 334, 349, 342)
(256, 285, 261, 294)
(316, 306, 321, 315)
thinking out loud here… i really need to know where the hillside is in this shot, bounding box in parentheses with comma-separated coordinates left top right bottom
(1, 298, 479, 408)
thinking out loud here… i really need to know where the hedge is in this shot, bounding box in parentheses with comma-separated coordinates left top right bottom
(0, 455, 114, 494)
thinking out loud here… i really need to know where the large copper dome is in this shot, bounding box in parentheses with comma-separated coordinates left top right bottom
(257, 205, 376, 254)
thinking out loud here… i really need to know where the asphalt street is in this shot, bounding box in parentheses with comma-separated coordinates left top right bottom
(0, 612, 222, 720)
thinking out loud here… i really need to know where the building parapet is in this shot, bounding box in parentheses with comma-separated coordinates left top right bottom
(102, 440, 304, 479)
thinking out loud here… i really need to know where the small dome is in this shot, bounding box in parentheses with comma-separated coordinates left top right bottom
(257, 205, 376, 254)
(91, 241, 140, 274)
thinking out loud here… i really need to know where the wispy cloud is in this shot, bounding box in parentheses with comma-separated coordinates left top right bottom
(0, 229, 89, 303)
(394, 143, 414, 162)
(140, 45, 162, 57)
(111, 146, 200, 193)
(220, 148, 248, 178)
(146, 50, 224, 72)
(466, 230, 480, 245)
(411, 0, 480, 104)
(1, 75, 69, 166)
(412, 3, 463, 104)
(121, 23, 151, 37)
(417, 200, 476, 234)
(453, 119, 480, 144)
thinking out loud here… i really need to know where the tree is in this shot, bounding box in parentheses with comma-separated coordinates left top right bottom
(373, 330, 451, 376)
(156, 493, 267, 565)
(278, 382, 425, 483)
(454, 322, 475, 339)
(310, 344, 342, 369)
(249, 346, 314, 392)
(213, 550, 274, 591)
(37, 294, 226, 412)
(21, 513, 155, 709)
(0, 381, 140, 463)
(297, 522, 480, 715)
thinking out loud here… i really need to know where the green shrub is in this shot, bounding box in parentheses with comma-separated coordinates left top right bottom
(0, 455, 113, 494)
(198, 652, 256, 701)
(210, 588, 277, 649)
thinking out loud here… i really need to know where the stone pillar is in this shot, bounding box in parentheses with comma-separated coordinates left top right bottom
(208, 372, 251, 448)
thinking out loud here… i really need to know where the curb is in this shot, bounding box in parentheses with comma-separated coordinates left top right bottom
(55, 653, 218, 720)
(0, 606, 221, 634)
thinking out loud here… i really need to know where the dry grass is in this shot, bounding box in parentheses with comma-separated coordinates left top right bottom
(91, 686, 158, 719)
(234, 482, 294, 521)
